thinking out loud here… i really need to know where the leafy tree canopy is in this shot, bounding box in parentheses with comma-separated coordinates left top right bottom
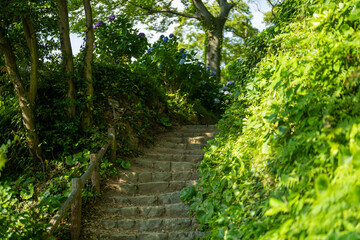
(68, 0, 258, 69)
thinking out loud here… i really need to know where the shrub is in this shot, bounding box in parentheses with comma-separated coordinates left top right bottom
(187, 0, 360, 238)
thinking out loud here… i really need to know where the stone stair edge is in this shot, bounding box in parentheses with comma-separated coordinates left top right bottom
(106, 191, 182, 205)
(106, 180, 197, 196)
(113, 171, 200, 183)
(82, 230, 205, 240)
(101, 203, 190, 219)
(80, 124, 215, 239)
(101, 217, 199, 231)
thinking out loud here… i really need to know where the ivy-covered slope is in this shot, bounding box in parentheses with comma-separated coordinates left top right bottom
(185, 0, 360, 239)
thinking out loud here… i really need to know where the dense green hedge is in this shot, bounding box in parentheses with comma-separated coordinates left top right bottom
(184, 0, 360, 238)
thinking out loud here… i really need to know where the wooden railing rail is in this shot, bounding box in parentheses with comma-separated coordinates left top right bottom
(45, 127, 116, 240)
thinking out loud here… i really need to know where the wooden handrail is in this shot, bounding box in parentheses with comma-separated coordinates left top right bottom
(45, 127, 116, 240)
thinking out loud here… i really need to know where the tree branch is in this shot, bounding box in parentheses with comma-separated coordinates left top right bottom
(266, 0, 275, 7)
(22, 16, 39, 107)
(266, 0, 278, 20)
(127, 1, 201, 20)
(192, 0, 214, 22)
(219, 0, 234, 21)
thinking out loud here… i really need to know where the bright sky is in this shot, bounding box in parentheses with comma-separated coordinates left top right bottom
(70, 1, 271, 55)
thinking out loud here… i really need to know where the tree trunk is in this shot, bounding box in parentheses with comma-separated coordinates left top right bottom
(56, 0, 76, 118)
(192, 0, 233, 79)
(82, 0, 95, 129)
(22, 17, 39, 107)
(205, 24, 223, 78)
(0, 30, 42, 161)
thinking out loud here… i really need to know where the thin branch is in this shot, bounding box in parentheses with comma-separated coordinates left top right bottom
(127, 1, 201, 20)
(266, 0, 275, 8)
(266, 0, 278, 20)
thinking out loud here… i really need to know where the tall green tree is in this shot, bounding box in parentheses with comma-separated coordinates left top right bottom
(82, 0, 95, 129)
(174, 1, 258, 66)
(0, 1, 43, 161)
(56, 0, 77, 118)
(69, 0, 256, 78)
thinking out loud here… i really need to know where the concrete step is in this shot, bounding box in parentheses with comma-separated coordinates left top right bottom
(107, 192, 182, 206)
(157, 142, 205, 150)
(101, 217, 199, 231)
(82, 230, 205, 240)
(172, 131, 216, 138)
(139, 153, 204, 162)
(107, 180, 197, 195)
(179, 124, 217, 131)
(133, 159, 196, 172)
(161, 136, 212, 144)
(80, 125, 214, 240)
(104, 203, 189, 219)
(150, 147, 205, 155)
(119, 171, 199, 183)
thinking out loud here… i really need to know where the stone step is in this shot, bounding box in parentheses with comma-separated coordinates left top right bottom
(157, 142, 205, 150)
(101, 217, 199, 232)
(82, 230, 205, 240)
(179, 124, 217, 131)
(161, 136, 212, 144)
(104, 203, 189, 219)
(80, 125, 214, 240)
(107, 180, 197, 195)
(171, 131, 216, 138)
(162, 136, 213, 144)
(133, 159, 196, 172)
(139, 153, 204, 162)
(107, 191, 182, 206)
(119, 171, 199, 183)
(151, 147, 205, 155)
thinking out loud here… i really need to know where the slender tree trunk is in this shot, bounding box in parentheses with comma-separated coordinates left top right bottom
(22, 17, 38, 107)
(0, 30, 42, 161)
(56, 0, 76, 118)
(192, 0, 233, 79)
(82, 0, 95, 129)
(205, 24, 223, 78)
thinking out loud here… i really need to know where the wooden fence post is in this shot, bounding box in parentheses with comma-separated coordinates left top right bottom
(90, 153, 100, 193)
(71, 178, 82, 240)
(108, 127, 116, 161)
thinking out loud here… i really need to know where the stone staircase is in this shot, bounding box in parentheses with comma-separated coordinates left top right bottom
(81, 125, 217, 240)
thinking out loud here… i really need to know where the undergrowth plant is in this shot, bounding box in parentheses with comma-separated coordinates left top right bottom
(183, 0, 360, 239)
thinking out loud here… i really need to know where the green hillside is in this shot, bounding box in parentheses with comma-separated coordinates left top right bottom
(182, 0, 360, 239)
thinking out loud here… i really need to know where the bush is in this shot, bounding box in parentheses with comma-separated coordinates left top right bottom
(93, 15, 149, 64)
(187, 0, 360, 238)
(136, 34, 223, 117)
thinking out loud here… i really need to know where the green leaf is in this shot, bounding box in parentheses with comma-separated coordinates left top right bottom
(348, 8, 360, 22)
(333, 61, 341, 72)
(265, 198, 288, 216)
(20, 184, 34, 200)
(65, 156, 77, 166)
(0, 152, 6, 171)
(180, 186, 196, 203)
(159, 117, 172, 127)
(121, 160, 131, 169)
(315, 174, 329, 195)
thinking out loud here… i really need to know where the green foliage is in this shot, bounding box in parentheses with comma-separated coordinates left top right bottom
(136, 34, 223, 117)
(0, 140, 11, 172)
(93, 15, 148, 63)
(159, 117, 172, 127)
(0, 177, 62, 239)
(188, 0, 360, 238)
(175, 0, 257, 65)
(116, 158, 131, 169)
